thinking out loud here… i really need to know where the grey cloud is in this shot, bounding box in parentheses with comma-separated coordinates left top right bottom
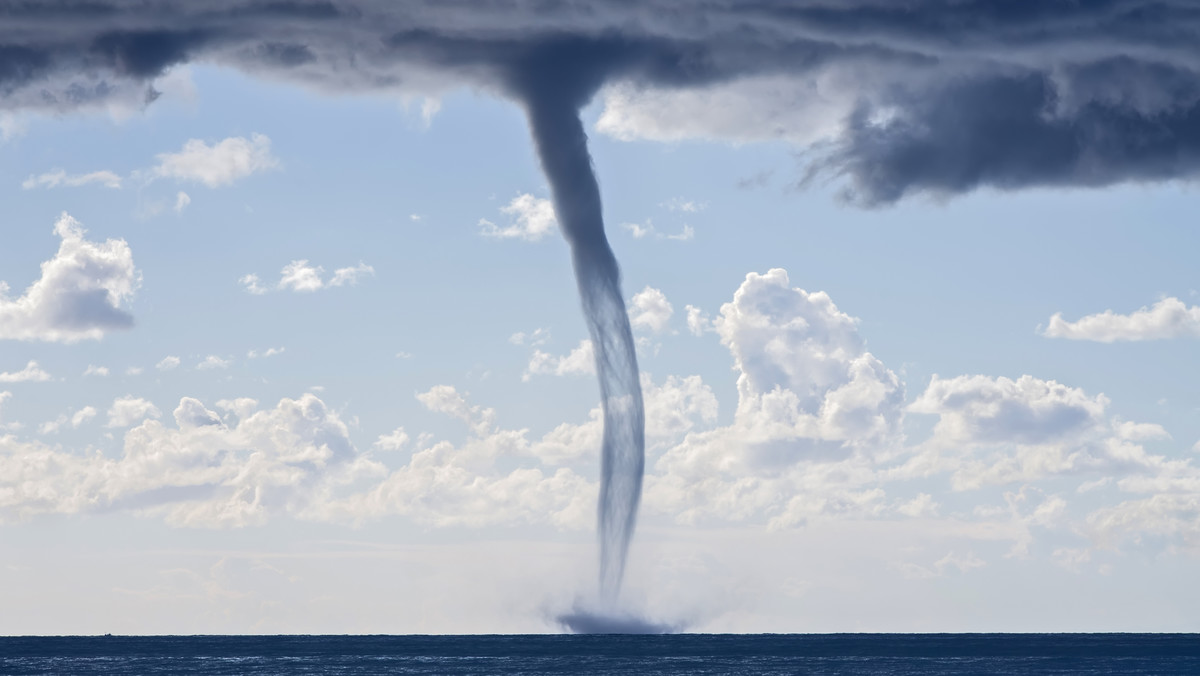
(4, 1, 1200, 202)
(89, 29, 214, 78)
(824, 64, 1200, 205)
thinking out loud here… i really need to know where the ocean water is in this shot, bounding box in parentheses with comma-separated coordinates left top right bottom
(2, 634, 1198, 674)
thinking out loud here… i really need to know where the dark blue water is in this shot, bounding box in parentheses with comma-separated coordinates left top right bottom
(2, 634, 1198, 674)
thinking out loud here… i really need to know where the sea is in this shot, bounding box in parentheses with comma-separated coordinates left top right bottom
(2, 634, 1198, 674)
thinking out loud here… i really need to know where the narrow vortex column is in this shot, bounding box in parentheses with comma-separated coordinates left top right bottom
(523, 95, 647, 602)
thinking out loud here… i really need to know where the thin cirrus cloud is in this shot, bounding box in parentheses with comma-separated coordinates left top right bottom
(21, 169, 122, 190)
(0, 213, 137, 343)
(509, 328, 550, 347)
(0, 113, 25, 142)
(660, 197, 707, 213)
(1043, 297, 1200, 342)
(240, 260, 375, 295)
(621, 220, 694, 241)
(19, 135, 277, 192)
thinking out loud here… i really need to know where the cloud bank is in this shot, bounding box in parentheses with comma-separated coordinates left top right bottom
(0, 268, 1196, 572)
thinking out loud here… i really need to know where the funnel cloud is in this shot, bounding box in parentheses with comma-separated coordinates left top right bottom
(507, 46, 646, 602)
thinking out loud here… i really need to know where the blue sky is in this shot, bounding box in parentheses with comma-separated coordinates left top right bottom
(3, 59, 1200, 633)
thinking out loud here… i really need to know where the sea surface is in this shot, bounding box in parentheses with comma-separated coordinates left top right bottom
(2, 634, 1198, 674)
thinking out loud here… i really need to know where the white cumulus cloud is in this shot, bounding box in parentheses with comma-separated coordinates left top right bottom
(479, 193, 557, 241)
(622, 221, 653, 239)
(247, 347, 285, 359)
(685, 305, 711, 336)
(320, 387, 592, 530)
(245, 260, 375, 294)
(2, 393, 378, 528)
(0, 213, 138, 343)
(197, 355, 231, 370)
(904, 374, 1171, 490)
(106, 396, 161, 428)
(151, 133, 278, 187)
(524, 340, 595, 381)
(1044, 297, 1200, 342)
(649, 268, 905, 528)
(374, 427, 409, 451)
(630, 286, 674, 333)
(416, 385, 497, 437)
(72, 406, 97, 427)
(278, 260, 325, 292)
(328, 262, 374, 287)
(39, 406, 98, 435)
(910, 375, 1110, 447)
(0, 361, 52, 383)
(238, 273, 268, 295)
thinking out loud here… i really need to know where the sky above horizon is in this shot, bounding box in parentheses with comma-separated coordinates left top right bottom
(4, 1, 1200, 634)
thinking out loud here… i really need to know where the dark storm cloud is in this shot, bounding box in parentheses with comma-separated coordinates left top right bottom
(3, 0, 1200, 202)
(89, 29, 213, 77)
(826, 64, 1200, 204)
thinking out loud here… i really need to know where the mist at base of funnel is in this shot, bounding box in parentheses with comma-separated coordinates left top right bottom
(556, 606, 686, 635)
